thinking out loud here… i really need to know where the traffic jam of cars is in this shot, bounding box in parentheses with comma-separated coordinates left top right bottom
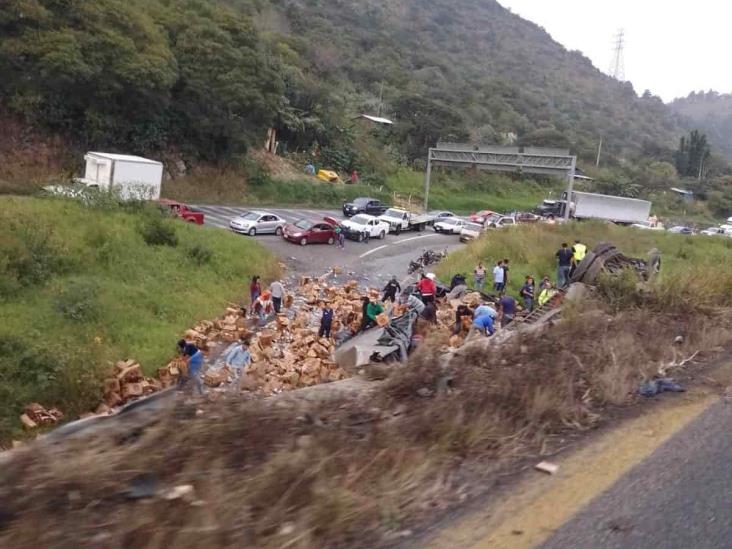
(216, 196, 550, 247)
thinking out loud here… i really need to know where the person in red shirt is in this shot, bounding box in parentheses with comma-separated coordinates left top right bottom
(417, 273, 437, 304)
(350, 170, 360, 185)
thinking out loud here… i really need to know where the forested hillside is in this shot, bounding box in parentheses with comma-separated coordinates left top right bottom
(671, 91, 732, 162)
(1, 0, 684, 169)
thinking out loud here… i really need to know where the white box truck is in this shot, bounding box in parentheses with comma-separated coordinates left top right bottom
(78, 152, 163, 200)
(538, 191, 651, 224)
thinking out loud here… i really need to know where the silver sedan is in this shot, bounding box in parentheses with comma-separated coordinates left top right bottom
(229, 211, 287, 236)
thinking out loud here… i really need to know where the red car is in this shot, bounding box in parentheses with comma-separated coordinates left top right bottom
(158, 199, 205, 225)
(282, 218, 338, 246)
(469, 209, 499, 224)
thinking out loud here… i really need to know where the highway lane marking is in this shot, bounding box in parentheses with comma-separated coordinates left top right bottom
(358, 244, 389, 258)
(394, 233, 450, 244)
(422, 391, 719, 549)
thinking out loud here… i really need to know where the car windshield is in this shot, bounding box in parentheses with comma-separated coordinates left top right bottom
(464, 223, 482, 231)
(293, 219, 312, 230)
(353, 198, 370, 206)
(384, 209, 404, 217)
(240, 212, 260, 221)
(350, 215, 371, 225)
(440, 218, 460, 225)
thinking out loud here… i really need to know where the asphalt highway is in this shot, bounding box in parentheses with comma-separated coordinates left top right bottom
(539, 398, 732, 549)
(193, 204, 464, 283)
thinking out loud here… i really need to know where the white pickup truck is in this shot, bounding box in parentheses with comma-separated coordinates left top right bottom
(340, 214, 390, 241)
(378, 208, 432, 234)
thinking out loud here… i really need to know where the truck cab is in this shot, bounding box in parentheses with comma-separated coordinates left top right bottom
(378, 208, 430, 233)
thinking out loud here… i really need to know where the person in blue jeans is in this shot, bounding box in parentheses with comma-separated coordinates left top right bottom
(471, 314, 495, 337)
(555, 243, 573, 289)
(177, 339, 205, 395)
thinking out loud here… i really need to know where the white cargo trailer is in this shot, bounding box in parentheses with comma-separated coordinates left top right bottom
(78, 152, 163, 200)
(572, 191, 651, 224)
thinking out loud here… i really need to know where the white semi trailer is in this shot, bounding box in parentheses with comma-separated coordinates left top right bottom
(538, 191, 651, 224)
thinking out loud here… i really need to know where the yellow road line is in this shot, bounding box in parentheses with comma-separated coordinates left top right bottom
(424, 392, 717, 549)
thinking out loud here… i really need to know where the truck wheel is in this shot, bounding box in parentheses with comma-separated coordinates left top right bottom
(379, 230, 386, 239)
(395, 225, 401, 235)
(416, 224, 423, 232)
(275, 227, 283, 236)
(248, 227, 256, 236)
(358, 233, 364, 242)
(300, 238, 308, 246)
(327, 236, 335, 245)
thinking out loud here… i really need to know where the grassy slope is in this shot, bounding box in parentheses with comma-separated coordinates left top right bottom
(438, 221, 732, 302)
(0, 197, 279, 440)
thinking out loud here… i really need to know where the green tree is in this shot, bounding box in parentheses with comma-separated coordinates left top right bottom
(674, 130, 710, 177)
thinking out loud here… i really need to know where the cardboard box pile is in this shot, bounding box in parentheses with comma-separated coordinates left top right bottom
(19, 403, 64, 430)
(101, 359, 163, 408)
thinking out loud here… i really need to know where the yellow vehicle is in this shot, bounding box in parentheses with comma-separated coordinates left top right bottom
(316, 169, 342, 184)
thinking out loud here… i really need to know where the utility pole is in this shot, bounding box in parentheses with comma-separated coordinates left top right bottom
(564, 156, 577, 221)
(423, 149, 433, 211)
(609, 29, 625, 81)
(698, 155, 705, 181)
(596, 137, 603, 167)
(377, 81, 385, 118)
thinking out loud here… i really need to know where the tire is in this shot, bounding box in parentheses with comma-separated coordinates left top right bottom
(300, 238, 308, 246)
(357, 233, 364, 242)
(379, 230, 386, 240)
(327, 236, 335, 245)
(248, 227, 256, 236)
(275, 226, 283, 236)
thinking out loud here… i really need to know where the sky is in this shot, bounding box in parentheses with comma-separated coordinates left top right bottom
(497, 0, 731, 102)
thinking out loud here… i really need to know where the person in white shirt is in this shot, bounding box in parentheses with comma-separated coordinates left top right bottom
(269, 280, 285, 313)
(225, 338, 252, 382)
(492, 260, 505, 293)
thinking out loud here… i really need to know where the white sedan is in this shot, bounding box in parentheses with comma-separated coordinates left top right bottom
(341, 214, 390, 241)
(229, 211, 287, 236)
(434, 217, 468, 234)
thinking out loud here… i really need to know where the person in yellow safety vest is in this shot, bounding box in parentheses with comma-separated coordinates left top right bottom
(571, 239, 587, 266)
(538, 281, 557, 307)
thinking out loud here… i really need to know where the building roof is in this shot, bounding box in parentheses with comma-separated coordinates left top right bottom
(355, 114, 394, 125)
(86, 152, 162, 165)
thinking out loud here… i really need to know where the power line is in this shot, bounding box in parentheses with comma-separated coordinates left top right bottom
(609, 29, 625, 81)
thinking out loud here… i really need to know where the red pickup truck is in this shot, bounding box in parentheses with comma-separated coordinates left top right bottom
(157, 199, 205, 225)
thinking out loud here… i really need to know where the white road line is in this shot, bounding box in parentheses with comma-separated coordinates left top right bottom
(358, 244, 389, 259)
(394, 233, 446, 244)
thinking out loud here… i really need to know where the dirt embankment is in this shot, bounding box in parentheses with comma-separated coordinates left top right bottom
(2, 293, 730, 548)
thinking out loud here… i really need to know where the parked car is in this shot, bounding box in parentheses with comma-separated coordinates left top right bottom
(631, 221, 661, 230)
(514, 212, 541, 223)
(433, 217, 468, 234)
(469, 209, 499, 225)
(485, 216, 516, 229)
(459, 222, 484, 242)
(700, 226, 732, 237)
(428, 210, 455, 221)
(342, 197, 389, 217)
(282, 218, 337, 246)
(158, 199, 205, 225)
(229, 211, 287, 236)
(341, 214, 390, 241)
(667, 226, 694, 235)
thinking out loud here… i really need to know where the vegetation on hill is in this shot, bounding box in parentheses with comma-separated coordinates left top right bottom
(0, 0, 687, 168)
(438, 221, 732, 311)
(3, 0, 732, 223)
(0, 196, 279, 441)
(671, 91, 732, 162)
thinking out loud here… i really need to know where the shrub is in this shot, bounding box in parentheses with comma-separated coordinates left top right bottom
(189, 244, 213, 266)
(139, 216, 178, 247)
(0, 219, 68, 296)
(55, 280, 100, 322)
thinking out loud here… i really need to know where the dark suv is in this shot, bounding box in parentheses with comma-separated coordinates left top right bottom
(342, 197, 388, 217)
